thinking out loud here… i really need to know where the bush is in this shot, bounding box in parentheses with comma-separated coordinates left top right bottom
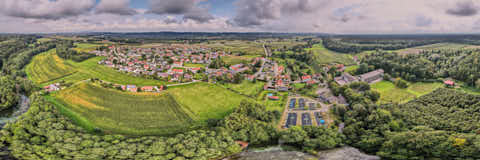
(394, 78, 408, 88)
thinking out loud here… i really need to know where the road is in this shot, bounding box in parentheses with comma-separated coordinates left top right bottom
(253, 43, 268, 77)
(166, 80, 200, 87)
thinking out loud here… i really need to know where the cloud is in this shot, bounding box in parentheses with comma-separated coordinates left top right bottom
(231, 0, 328, 27)
(148, 0, 214, 23)
(446, 0, 478, 17)
(415, 16, 433, 27)
(95, 0, 137, 15)
(0, 0, 95, 20)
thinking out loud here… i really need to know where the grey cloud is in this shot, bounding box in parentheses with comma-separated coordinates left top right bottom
(231, 0, 327, 27)
(0, 0, 95, 20)
(95, 0, 137, 16)
(415, 16, 433, 27)
(446, 0, 478, 16)
(148, 0, 214, 23)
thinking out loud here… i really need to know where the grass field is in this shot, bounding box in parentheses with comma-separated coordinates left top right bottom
(204, 40, 264, 55)
(73, 43, 105, 53)
(167, 82, 248, 122)
(371, 81, 443, 104)
(305, 42, 355, 72)
(223, 80, 265, 97)
(184, 63, 206, 68)
(27, 51, 171, 86)
(49, 82, 247, 135)
(223, 55, 258, 65)
(257, 91, 288, 112)
(25, 49, 77, 84)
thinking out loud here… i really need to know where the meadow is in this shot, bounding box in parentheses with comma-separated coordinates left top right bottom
(305, 42, 355, 72)
(203, 40, 264, 55)
(72, 43, 105, 53)
(223, 55, 258, 65)
(25, 49, 77, 84)
(27, 50, 170, 86)
(166, 82, 248, 122)
(223, 80, 265, 97)
(371, 81, 443, 104)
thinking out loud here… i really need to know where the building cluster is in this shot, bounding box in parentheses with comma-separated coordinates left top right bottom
(96, 45, 225, 82)
(334, 69, 385, 86)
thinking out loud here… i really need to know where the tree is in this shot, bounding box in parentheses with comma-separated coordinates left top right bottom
(476, 79, 480, 89)
(0, 76, 19, 111)
(356, 63, 369, 74)
(394, 78, 408, 88)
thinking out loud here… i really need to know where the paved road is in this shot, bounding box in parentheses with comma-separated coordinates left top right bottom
(253, 43, 268, 77)
(166, 80, 200, 87)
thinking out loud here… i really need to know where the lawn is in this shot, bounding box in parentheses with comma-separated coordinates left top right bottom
(27, 51, 171, 86)
(257, 90, 288, 112)
(305, 42, 355, 72)
(371, 81, 443, 104)
(345, 65, 359, 75)
(223, 80, 265, 97)
(49, 82, 247, 135)
(25, 49, 77, 84)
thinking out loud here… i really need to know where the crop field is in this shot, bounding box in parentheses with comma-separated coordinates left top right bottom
(305, 43, 355, 72)
(27, 52, 170, 86)
(184, 63, 206, 68)
(371, 81, 443, 104)
(223, 80, 265, 97)
(25, 49, 77, 84)
(50, 83, 194, 135)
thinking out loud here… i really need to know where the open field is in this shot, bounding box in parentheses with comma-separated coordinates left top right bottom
(257, 90, 288, 112)
(203, 40, 264, 55)
(27, 51, 171, 86)
(25, 49, 77, 84)
(49, 83, 194, 135)
(184, 63, 206, 68)
(73, 43, 105, 53)
(223, 80, 265, 97)
(49, 82, 247, 135)
(167, 82, 248, 122)
(371, 81, 443, 104)
(305, 42, 355, 72)
(223, 55, 259, 65)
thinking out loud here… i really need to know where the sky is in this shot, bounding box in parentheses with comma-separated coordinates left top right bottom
(1, 0, 480, 34)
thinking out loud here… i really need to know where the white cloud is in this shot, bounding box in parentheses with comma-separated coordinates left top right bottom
(95, 0, 137, 15)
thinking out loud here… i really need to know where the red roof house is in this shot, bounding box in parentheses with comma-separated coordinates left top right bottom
(444, 80, 455, 86)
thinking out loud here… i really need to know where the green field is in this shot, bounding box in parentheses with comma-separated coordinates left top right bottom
(204, 40, 264, 55)
(26, 49, 77, 84)
(49, 82, 247, 135)
(257, 91, 288, 112)
(371, 81, 443, 104)
(223, 55, 258, 65)
(223, 80, 265, 97)
(305, 42, 355, 72)
(73, 43, 105, 52)
(184, 63, 206, 68)
(27, 50, 170, 86)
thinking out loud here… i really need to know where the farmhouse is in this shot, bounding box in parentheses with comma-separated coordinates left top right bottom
(444, 80, 455, 87)
(358, 69, 384, 84)
(126, 85, 137, 92)
(334, 73, 358, 86)
(141, 86, 155, 92)
(44, 83, 60, 92)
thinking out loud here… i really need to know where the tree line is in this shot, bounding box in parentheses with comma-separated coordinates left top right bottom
(322, 38, 441, 53)
(363, 49, 480, 87)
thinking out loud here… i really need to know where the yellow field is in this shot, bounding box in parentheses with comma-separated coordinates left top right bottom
(26, 49, 77, 84)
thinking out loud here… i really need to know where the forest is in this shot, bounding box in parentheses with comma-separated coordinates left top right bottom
(322, 38, 441, 53)
(330, 81, 480, 159)
(56, 41, 96, 62)
(0, 35, 55, 111)
(362, 49, 480, 87)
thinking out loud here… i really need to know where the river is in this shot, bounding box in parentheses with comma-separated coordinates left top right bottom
(228, 146, 380, 160)
(0, 95, 30, 128)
